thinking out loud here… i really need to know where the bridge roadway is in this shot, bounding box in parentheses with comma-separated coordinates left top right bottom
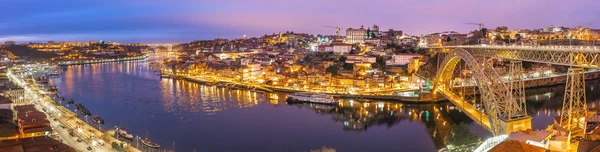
(437, 85, 491, 131)
(428, 45, 600, 68)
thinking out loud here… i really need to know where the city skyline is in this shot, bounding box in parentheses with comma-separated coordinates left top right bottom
(1, 0, 599, 43)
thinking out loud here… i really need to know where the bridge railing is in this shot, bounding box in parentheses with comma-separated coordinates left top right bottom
(473, 135, 509, 152)
(429, 45, 600, 52)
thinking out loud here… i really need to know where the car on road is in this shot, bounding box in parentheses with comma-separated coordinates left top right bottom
(77, 138, 83, 143)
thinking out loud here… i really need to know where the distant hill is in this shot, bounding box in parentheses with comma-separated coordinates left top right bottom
(1, 45, 59, 61)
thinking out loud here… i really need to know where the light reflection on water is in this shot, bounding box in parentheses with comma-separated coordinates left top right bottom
(48, 53, 600, 152)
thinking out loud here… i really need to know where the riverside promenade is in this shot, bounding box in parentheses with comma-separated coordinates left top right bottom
(8, 71, 141, 152)
(57, 55, 148, 66)
(175, 75, 442, 103)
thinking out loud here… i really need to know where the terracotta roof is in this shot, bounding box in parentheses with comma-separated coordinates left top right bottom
(489, 140, 546, 152)
(0, 137, 76, 152)
(578, 140, 600, 152)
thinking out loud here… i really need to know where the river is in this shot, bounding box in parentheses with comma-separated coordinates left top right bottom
(47, 53, 600, 152)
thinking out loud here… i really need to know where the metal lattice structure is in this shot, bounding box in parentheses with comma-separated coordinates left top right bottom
(428, 45, 600, 68)
(435, 48, 527, 135)
(425, 45, 596, 137)
(509, 61, 527, 114)
(559, 67, 587, 140)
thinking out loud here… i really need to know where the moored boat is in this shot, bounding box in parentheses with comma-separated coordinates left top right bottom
(140, 137, 161, 148)
(286, 93, 338, 105)
(118, 129, 134, 140)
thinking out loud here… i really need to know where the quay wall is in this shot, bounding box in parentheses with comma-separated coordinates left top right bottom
(57, 55, 148, 66)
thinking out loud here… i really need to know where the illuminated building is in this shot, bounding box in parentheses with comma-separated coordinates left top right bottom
(14, 105, 52, 138)
(386, 54, 420, 66)
(332, 40, 352, 55)
(345, 25, 366, 44)
(345, 55, 376, 64)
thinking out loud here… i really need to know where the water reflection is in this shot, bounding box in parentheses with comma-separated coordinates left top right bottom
(160, 80, 266, 115)
(155, 77, 475, 150)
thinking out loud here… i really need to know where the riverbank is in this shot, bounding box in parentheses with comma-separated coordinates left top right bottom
(171, 75, 444, 103)
(169, 70, 600, 103)
(7, 71, 141, 152)
(57, 55, 148, 66)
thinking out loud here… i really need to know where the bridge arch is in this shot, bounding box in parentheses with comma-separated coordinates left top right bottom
(434, 48, 527, 135)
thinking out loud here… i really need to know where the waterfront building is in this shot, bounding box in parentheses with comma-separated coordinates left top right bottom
(0, 96, 12, 110)
(14, 105, 52, 138)
(0, 137, 76, 152)
(1, 85, 24, 104)
(243, 62, 262, 82)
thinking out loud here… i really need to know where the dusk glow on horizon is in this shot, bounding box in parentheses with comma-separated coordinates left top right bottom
(1, 0, 599, 43)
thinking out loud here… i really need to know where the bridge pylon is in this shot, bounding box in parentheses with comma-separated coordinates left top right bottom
(433, 48, 531, 136)
(509, 61, 526, 114)
(559, 67, 587, 146)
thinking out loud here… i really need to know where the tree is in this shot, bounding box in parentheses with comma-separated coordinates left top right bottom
(338, 56, 347, 62)
(446, 37, 452, 42)
(342, 63, 353, 70)
(493, 34, 501, 40)
(480, 28, 488, 38)
(503, 36, 511, 44)
(325, 65, 340, 76)
(374, 56, 386, 69)
(515, 34, 522, 42)
(445, 123, 481, 151)
(302, 55, 313, 63)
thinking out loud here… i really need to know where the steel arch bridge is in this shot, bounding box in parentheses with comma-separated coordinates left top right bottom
(434, 48, 529, 135)
(429, 45, 600, 68)
(427, 45, 598, 136)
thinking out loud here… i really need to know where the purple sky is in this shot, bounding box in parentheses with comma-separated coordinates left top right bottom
(1, 0, 598, 43)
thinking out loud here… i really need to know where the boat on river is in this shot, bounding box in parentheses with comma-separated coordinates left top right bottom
(118, 129, 134, 140)
(286, 93, 338, 105)
(140, 137, 161, 148)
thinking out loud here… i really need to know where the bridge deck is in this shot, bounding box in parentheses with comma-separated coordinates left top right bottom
(438, 88, 492, 131)
(428, 45, 600, 53)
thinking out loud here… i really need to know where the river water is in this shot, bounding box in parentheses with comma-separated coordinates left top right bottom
(48, 53, 600, 152)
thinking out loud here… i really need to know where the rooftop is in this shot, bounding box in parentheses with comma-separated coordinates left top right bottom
(15, 105, 50, 126)
(489, 140, 546, 152)
(0, 137, 76, 152)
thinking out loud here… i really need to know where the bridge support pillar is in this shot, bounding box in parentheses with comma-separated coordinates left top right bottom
(509, 61, 526, 113)
(559, 67, 587, 146)
(500, 116, 532, 135)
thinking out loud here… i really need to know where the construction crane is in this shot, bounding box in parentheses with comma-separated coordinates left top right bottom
(465, 23, 484, 30)
(323, 25, 344, 37)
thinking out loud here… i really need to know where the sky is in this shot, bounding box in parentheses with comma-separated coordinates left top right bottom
(1, 0, 599, 43)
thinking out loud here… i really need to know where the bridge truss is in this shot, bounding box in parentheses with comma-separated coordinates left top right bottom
(429, 45, 591, 138)
(435, 48, 527, 135)
(433, 45, 600, 68)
